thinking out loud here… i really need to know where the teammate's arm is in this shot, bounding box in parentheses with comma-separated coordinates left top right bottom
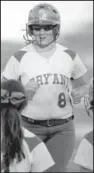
(1, 56, 20, 81)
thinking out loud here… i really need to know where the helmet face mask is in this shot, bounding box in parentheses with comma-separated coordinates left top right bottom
(24, 3, 61, 45)
(32, 26, 55, 48)
(27, 24, 60, 47)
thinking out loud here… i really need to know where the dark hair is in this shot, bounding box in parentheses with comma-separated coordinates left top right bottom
(90, 99, 94, 111)
(89, 78, 93, 111)
(1, 80, 27, 172)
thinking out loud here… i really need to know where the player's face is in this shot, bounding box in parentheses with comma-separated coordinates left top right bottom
(31, 25, 55, 47)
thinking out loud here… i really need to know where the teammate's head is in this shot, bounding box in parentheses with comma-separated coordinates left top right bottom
(1, 80, 27, 172)
(24, 3, 61, 47)
(84, 78, 93, 117)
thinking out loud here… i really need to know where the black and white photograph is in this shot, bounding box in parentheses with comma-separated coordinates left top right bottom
(1, 1, 93, 172)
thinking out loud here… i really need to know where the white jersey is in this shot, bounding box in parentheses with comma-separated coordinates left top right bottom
(2, 43, 87, 120)
(74, 131, 93, 171)
(1, 127, 55, 172)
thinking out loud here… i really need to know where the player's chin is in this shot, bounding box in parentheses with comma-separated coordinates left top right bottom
(73, 100, 81, 104)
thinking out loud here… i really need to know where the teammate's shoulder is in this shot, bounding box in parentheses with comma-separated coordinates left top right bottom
(84, 131, 93, 146)
(22, 127, 36, 138)
(57, 43, 76, 60)
(22, 127, 42, 152)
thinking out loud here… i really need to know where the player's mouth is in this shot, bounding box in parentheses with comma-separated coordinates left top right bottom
(40, 36, 46, 40)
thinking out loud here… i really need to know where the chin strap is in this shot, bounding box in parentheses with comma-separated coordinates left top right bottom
(23, 24, 59, 46)
(23, 33, 32, 45)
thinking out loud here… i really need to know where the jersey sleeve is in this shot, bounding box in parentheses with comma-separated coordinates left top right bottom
(71, 54, 87, 79)
(1, 56, 19, 80)
(30, 142, 55, 172)
(74, 138, 93, 171)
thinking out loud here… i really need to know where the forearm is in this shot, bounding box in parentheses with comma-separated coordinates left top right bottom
(71, 76, 90, 98)
(78, 84, 90, 97)
(71, 81, 90, 104)
(71, 76, 88, 89)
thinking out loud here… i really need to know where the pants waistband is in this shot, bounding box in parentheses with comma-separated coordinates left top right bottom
(22, 115, 74, 127)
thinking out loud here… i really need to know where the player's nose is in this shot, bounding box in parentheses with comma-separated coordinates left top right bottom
(39, 28, 45, 34)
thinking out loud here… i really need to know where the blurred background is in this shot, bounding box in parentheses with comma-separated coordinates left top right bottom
(1, 1, 93, 171)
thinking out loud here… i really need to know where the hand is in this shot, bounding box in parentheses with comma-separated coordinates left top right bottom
(71, 85, 88, 104)
(25, 79, 39, 101)
(71, 89, 81, 104)
(20, 72, 39, 101)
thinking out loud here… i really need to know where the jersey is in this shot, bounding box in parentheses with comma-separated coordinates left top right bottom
(2, 43, 87, 120)
(1, 127, 55, 172)
(74, 130, 93, 171)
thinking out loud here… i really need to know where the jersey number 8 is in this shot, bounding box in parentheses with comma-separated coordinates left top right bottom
(58, 92, 66, 108)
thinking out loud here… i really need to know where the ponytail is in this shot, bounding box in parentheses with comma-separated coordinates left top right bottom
(1, 107, 25, 172)
(1, 79, 28, 172)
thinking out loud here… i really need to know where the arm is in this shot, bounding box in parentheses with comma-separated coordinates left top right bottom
(70, 54, 89, 104)
(20, 73, 39, 101)
(71, 76, 90, 104)
(1, 56, 19, 81)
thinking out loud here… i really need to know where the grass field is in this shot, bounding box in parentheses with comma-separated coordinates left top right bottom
(1, 40, 93, 172)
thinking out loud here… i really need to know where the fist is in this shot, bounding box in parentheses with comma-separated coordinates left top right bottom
(71, 84, 89, 104)
(20, 73, 39, 101)
(71, 88, 82, 104)
(25, 79, 39, 101)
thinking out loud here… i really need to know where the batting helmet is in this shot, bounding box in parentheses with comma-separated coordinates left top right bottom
(27, 3, 60, 25)
(24, 3, 61, 44)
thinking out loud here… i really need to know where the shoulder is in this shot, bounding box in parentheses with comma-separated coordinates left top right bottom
(22, 127, 42, 152)
(13, 49, 27, 62)
(64, 49, 76, 60)
(12, 43, 34, 62)
(57, 43, 76, 60)
(84, 131, 93, 146)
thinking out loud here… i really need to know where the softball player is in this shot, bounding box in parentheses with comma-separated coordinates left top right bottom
(1, 79, 55, 172)
(2, 3, 89, 172)
(74, 78, 93, 172)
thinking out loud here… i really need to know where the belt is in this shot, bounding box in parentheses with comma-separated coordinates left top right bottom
(22, 115, 74, 127)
